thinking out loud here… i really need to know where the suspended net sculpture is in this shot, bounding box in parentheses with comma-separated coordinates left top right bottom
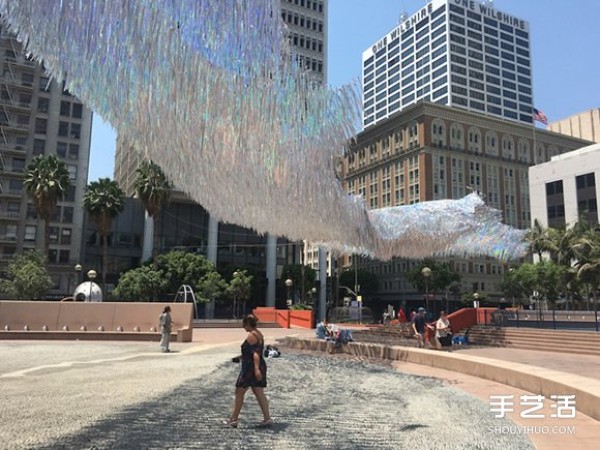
(0, 0, 527, 261)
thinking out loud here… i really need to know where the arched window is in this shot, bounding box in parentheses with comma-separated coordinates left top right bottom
(485, 131, 498, 157)
(468, 126, 482, 153)
(450, 123, 464, 150)
(501, 135, 515, 160)
(517, 139, 530, 163)
(431, 119, 446, 148)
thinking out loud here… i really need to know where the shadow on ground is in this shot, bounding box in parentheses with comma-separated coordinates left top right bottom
(37, 354, 533, 450)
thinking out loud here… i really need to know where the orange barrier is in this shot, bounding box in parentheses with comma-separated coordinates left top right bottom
(290, 310, 313, 328)
(0, 301, 193, 342)
(251, 307, 314, 329)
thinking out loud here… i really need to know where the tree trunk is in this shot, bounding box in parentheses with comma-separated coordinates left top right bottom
(43, 217, 50, 260)
(152, 211, 159, 262)
(102, 232, 108, 295)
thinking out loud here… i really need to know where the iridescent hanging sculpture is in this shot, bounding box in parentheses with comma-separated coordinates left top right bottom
(0, 0, 527, 260)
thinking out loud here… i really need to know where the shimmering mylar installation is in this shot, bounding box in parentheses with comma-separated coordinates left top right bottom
(0, 0, 527, 261)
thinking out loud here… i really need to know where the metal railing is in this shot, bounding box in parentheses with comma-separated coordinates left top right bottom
(480, 308, 600, 332)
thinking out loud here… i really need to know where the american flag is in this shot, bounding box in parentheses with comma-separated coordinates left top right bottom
(533, 108, 548, 125)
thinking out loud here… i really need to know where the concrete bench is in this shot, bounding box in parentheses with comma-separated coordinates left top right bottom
(0, 301, 193, 342)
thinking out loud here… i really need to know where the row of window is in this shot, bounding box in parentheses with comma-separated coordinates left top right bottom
(281, 9, 324, 32)
(285, 0, 323, 13)
(448, 3, 529, 40)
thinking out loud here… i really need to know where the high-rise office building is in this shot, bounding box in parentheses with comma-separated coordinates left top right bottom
(362, 0, 533, 129)
(0, 26, 93, 297)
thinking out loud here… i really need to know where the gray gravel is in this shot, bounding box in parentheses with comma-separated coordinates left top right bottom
(0, 341, 533, 449)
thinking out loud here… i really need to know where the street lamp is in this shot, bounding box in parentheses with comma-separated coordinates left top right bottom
(87, 269, 97, 302)
(285, 278, 293, 307)
(233, 270, 240, 319)
(309, 287, 317, 305)
(421, 267, 432, 315)
(473, 292, 480, 308)
(75, 263, 82, 286)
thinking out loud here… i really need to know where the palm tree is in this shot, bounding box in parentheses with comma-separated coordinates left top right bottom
(572, 227, 600, 309)
(526, 219, 552, 261)
(134, 160, 172, 261)
(83, 178, 125, 289)
(23, 155, 71, 256)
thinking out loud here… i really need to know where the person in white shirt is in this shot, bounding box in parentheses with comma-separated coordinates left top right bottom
(435, 310, 452, 350)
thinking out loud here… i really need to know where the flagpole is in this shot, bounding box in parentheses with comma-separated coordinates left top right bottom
(532, 119, 537, 164)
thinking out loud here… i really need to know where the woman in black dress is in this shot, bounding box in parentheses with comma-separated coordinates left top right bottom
(224, 315, 272, 428)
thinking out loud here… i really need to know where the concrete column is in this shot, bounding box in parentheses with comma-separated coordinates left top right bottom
(318, 247, 327, 322)
(141, 212, 153, 262)
(266, 234, 277, 307)
(205, 215, 219, 319)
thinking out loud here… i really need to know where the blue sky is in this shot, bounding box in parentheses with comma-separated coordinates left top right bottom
(88, 0, 600, 182)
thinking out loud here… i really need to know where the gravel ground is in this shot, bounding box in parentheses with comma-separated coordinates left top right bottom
(0, 341, 533, 450)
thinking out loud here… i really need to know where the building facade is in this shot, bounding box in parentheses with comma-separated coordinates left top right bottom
(547, 109, 600, 144)
(529, 143, 600, 229)
(362, 0, 533, 129)
(342, 102, 590, 307)
(0, 26, 93, 297)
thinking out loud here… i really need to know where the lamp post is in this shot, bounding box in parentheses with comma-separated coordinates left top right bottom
(285, 278, 293, 308)
(309, 287, 317, 305)
(75, 263, 82, 287)
(421, 267, 432, 316)
(87, 269, 97, 302)
(233, 270, 240, 319)
(473, 292, 480, 308)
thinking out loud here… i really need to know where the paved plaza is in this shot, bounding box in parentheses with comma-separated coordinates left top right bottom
(0, 328, 597, 449)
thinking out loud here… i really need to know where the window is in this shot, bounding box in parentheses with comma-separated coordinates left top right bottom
(57, 142, 67, 157)
(68, 143, 79, 159)
(62, 206, 74, 223)
(60, 101, 71, 116)
(58, 121, 69, 137)
(35, 118, 47, 134)
(59, 249, 70, 264)
(33, 139, 45, 155)
(67, 165, 77, 180)
(24, 225, 36, 242)
(60, 228, 72, 245)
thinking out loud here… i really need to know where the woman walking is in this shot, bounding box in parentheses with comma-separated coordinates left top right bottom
(159, 306, 172, 353)
(224, 315, 272, 428)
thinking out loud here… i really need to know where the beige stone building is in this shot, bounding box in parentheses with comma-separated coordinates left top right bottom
(341, 101, 591, 307)
(547, 108, 600, 144)
(0, 27, 93, 297)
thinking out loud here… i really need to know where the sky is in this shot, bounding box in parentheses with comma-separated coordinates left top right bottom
(87, 0, 600, 182)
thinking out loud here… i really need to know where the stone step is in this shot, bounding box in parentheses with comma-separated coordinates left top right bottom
(193, 321, 281, 329)
(470, 325, 600, 338)
(469, 332, 600, 346)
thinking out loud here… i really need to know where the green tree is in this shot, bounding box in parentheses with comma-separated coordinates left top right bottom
(196, 271, 227, 305)
(83, 178, 125, 290)
(134, 160, 172, 260)
(0, 250, 53, 299)
(572, 227, 600, 309)
(227, 269, 253, 318)
(281, 264, 317, 302)
(338, 268, 379, 297)
(154, 251, 216, 296)
(526, 219, 552, 260)
(113, 265, 167, 301)
(405, 259, 461, 296)
(23, 155, 70, 256)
